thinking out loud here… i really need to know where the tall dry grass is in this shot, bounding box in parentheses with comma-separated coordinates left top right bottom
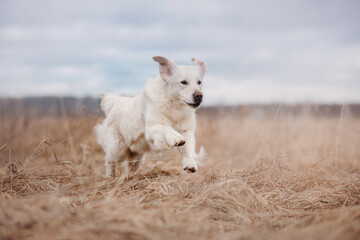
(0, 109, 360, 240)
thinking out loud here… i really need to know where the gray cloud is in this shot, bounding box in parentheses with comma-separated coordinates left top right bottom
(0, 0, 359, 103)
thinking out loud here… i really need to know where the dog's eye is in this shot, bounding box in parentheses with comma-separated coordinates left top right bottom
(181, 80, 188, 85)
(197, 80, 202, 85)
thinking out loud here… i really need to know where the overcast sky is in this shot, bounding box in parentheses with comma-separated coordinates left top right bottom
(0, 0, 359, 104)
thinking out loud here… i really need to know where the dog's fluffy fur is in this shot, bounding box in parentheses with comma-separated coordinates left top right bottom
(95, 56, 207, 177)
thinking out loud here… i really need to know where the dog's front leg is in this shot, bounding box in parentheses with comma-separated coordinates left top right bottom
(179, 131, 198, 173)
(146, 124, 186, 151)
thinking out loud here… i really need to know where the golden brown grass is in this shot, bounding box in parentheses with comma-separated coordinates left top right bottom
(1, 111, 360, 240)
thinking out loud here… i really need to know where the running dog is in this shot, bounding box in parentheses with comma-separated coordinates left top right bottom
(95, 56, 207, 177)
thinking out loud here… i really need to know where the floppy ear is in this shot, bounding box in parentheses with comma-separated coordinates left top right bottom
(153, 56, 177, 81)
(191, 58, 207, 77)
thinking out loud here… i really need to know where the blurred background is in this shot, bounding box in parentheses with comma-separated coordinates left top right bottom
(1, 2, 360, 239)
(0, 0, 359, 107)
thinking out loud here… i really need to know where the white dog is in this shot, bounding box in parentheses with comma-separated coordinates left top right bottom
(94, 56, 207, 178)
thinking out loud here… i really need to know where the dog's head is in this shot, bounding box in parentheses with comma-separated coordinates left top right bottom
(153, 56, 207, 109)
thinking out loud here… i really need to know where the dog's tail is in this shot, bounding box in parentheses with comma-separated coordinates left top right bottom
(99, 93, 120, 116)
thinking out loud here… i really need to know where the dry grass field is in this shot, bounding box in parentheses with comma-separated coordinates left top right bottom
(1, 108, 360, 240)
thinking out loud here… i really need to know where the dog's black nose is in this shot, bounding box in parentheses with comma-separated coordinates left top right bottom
(193, 91, 203, 104)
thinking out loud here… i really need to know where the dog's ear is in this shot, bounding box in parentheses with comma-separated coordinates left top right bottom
(153, 56, 177, 81)
(191, 58, 207, 77)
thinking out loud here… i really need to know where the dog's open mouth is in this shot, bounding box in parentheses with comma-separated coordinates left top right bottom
(186, 102, 201, 108)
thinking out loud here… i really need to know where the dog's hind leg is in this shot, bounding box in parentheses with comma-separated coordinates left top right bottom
(125, 152, 145, 176)
(104, 137, 128, 178)
(105, 152, 119, 178)
(96, 123, 127, 178)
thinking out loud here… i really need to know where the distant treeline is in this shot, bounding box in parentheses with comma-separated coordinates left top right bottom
(0, 97, 359, 118)
(200, 104, 360, 118)
(0, 97, 101, 118)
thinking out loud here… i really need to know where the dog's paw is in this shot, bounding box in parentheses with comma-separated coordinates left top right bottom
(184, 166, 197, 173)
(175, 139, 186, 146)
(150, 130, 186, 151)
(165, 131, 186, 148)
(182, 158, 198, 173)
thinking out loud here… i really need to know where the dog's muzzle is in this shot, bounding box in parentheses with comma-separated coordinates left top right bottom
(187, 91, 203, 108)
